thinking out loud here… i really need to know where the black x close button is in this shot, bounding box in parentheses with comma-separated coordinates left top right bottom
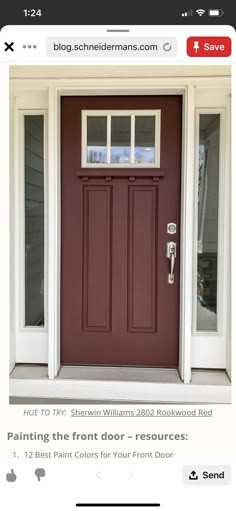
(4, 42, 14, 51)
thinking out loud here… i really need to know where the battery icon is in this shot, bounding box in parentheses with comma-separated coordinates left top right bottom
(208, 9, 224, 16)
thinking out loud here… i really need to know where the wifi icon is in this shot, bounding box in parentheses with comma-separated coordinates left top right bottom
(196, 9, 206, 16)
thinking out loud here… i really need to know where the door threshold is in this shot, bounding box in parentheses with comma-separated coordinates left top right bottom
(10, 365, 231, 404)
(58, 366, 182, 382)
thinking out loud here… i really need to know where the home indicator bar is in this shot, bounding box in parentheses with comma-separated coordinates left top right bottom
(75, 505, 161, 508)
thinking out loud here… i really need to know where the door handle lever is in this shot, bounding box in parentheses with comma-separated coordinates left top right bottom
(166, 241, 176, 284)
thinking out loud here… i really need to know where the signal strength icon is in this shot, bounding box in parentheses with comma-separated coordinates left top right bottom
(182, 10, 193, 17)
(196, 9, 206, 16)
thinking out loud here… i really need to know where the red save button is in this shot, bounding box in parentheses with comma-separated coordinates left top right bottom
(187, 37, 231, 57)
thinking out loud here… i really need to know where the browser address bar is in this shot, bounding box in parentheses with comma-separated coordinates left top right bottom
(46, 37, 177, 57)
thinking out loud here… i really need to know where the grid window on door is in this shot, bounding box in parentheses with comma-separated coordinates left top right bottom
(82, 110, 161, 168)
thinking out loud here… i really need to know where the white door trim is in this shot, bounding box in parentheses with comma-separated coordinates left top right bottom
(179, 83, 195, 383)
(47, 83, 193, 382)
(48, 86, 61, 378)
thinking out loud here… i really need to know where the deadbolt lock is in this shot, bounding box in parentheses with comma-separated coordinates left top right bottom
(167, 222, 177, 235)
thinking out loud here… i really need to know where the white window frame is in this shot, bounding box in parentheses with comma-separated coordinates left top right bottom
(191, 94, 231, 369)
(81, 110, 161, 168)
(15, 108, 48, 363)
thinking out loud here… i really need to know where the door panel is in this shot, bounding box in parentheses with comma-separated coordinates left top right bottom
(128, 186, 157, 333)
(82, 185, 112, 332)
(61, 96, 182, 367)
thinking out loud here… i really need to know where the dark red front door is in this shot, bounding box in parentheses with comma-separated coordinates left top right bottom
(61, 96, 182, 366)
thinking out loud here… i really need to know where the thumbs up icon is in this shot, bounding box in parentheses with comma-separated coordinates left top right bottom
(6, 469, 17, 482)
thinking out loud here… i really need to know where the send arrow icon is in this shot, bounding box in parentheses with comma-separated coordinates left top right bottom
(189, 470, 198, 481)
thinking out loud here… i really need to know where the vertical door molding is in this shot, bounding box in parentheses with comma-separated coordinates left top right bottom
(48, 86, 61, 378)
(226, 93, 231, 380)
(179, 84, 195, 383)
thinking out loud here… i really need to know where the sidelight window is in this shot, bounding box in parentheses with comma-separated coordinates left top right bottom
(196, 113, 220, 332)
(23, 114, 46, 328)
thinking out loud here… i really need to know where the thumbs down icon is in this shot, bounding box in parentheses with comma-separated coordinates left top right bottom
(35, 468, 45, 481)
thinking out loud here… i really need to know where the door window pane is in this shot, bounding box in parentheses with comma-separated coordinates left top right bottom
(87, 116, 107, 163)
(82, 111, 160, 167)
(135, 116, 155, 164)
(197, 114, 220, 331)
(25, 115, 44, 326)
(111, 116, 131, 163)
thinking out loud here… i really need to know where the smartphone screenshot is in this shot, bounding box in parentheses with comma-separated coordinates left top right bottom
(0, 3, 235, 509)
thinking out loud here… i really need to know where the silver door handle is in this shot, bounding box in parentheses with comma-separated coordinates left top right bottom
(166, 241, 176, 284)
